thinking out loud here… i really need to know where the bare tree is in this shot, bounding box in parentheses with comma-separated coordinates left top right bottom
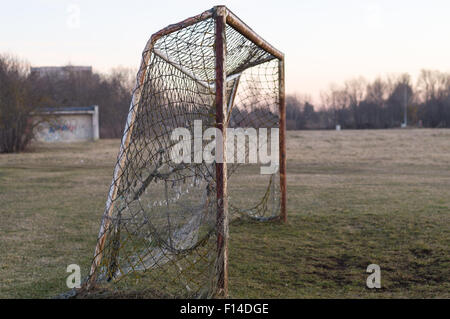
(417, 69, 450, 102)
(345, 77, 366, 127)
(0, 54, 46, 153)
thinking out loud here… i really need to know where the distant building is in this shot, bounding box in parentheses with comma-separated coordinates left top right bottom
(30, 66, 92, 79)
(33, 106, 99, 142)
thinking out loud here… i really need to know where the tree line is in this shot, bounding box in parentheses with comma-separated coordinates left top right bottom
(286, 72, 450, 130)
(1, 53, 450, 153)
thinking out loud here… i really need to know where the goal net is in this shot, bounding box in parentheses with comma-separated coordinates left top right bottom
(84, 6, 286, 298)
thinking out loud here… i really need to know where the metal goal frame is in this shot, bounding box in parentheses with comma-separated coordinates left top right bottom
(87, 5, 286, 298)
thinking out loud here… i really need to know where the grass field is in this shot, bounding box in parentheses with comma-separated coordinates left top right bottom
(0, 129, 449, 298)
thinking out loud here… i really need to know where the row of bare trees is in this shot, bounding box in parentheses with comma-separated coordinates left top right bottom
(287, 71, 450, 130)
(2, 52, 450, 153)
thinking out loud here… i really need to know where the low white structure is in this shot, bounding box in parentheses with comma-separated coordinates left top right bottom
(33, 106, 99, 142)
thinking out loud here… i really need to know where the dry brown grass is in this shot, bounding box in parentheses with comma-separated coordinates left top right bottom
(0, 129, 449, 298)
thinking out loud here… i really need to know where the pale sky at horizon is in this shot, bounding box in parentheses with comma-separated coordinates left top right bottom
(1, 0, 449, 103)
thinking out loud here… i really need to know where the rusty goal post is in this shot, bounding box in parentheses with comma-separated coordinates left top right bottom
(85, 5, 286, 298)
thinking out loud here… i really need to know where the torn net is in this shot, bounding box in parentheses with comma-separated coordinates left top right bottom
(88, 14, 281, 298)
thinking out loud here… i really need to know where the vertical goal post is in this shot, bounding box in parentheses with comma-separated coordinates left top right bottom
(214, 7, 228, 297)
(85, 5, 286, 298)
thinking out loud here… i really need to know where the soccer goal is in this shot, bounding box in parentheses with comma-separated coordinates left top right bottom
(84, 6, 286, 298)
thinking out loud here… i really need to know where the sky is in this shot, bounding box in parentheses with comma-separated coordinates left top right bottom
(1, 0, 450, 103)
